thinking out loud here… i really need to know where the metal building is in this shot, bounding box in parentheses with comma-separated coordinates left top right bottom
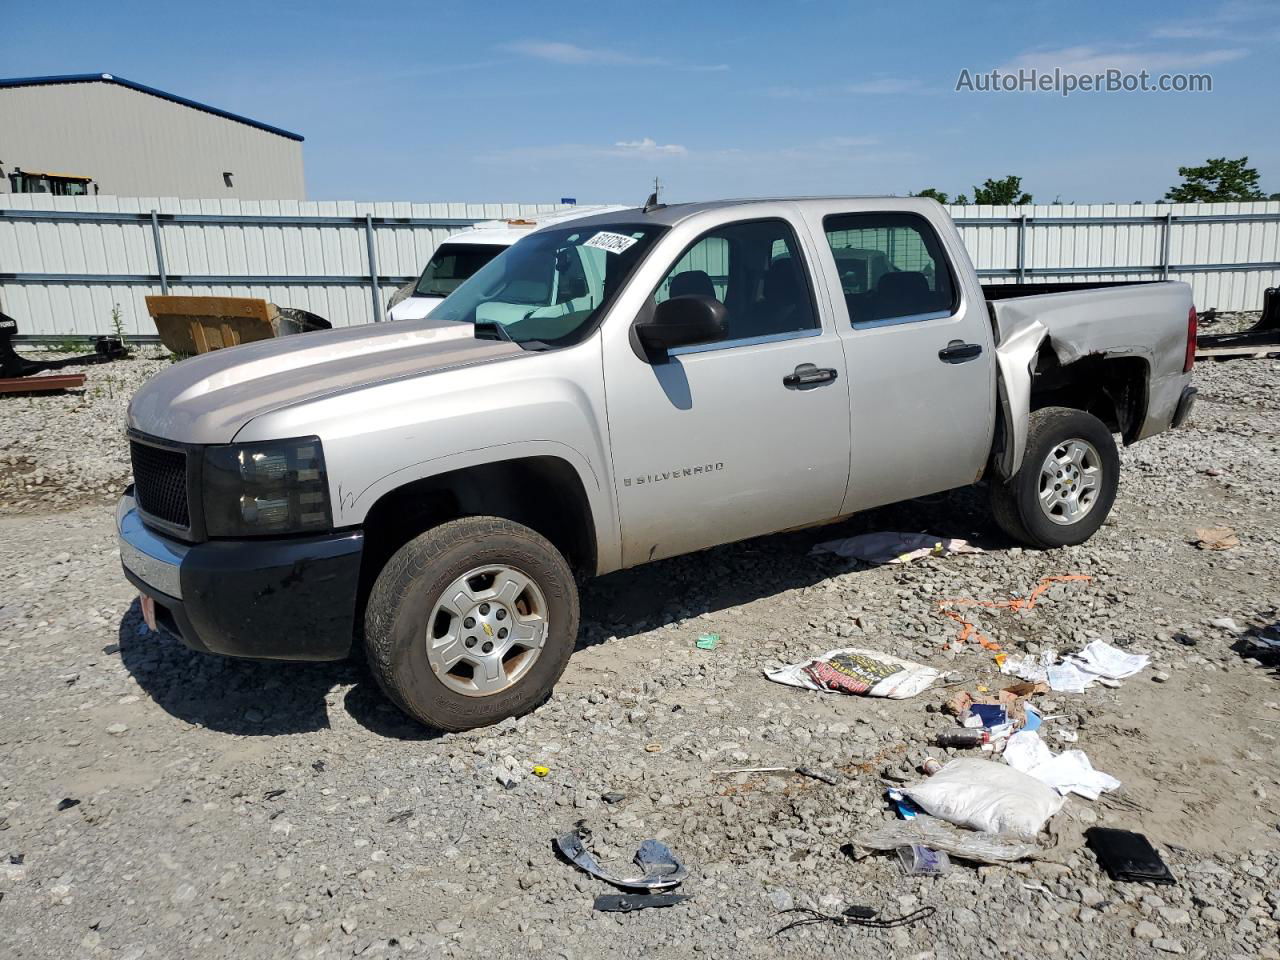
(0, 73, 305, 200)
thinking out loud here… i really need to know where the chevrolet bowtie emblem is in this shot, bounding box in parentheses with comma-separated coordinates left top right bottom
(482, 623, 494, 637)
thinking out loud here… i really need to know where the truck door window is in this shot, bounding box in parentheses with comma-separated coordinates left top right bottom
(655, 219, 818, 344)
(823, 213, 957, 325)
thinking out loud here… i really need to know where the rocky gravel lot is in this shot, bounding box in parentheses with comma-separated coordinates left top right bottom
(1, 344, 1278, 960)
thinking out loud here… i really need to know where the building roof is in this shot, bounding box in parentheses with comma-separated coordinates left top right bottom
(0, 73, 304, 142)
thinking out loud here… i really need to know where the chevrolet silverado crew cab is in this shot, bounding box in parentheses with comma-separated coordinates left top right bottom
(118, 197, 1198, 731)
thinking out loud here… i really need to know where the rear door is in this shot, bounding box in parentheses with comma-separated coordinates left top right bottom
(601, 214, 852, 567)
(807, 207, 996, 511)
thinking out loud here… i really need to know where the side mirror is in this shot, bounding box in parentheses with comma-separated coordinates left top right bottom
(634, 295, 727, 361)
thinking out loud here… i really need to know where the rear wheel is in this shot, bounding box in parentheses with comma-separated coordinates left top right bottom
(364, 516, 579, 731)
(990, 406, 1119, 549)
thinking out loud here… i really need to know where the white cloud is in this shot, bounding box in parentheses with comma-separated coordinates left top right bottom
(768, 78, 922, 99)
(843, 78, 920, 94)
(1002, 44, 1247, 73)
(500, 40, 728, 72)
(1152, 0, 1280, 41)
(614, 137, 688, 156)
(500, 40, 660, 66)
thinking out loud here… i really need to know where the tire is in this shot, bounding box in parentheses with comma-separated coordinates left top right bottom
(989, 406, 1120, 549)
(364, 516, 579, 731)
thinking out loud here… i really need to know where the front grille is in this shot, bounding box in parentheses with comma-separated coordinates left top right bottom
(130, 440, 190, 529)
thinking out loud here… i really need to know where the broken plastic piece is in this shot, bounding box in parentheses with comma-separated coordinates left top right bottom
(695, 634, 719, 650)
(897, 843, 951, 876)
(56, 797, 80, 812)
(532, 765, 550, 777)
(594, 893, 692, 912)
(555, 826, 688, 891)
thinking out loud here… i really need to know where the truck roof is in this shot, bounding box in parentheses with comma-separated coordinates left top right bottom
(558, 196, 941, 229)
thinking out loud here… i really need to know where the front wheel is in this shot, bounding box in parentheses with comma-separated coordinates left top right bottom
(990, 406, 1120, 549)
(364, 516, 579, 731)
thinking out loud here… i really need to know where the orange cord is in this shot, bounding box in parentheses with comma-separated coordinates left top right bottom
(936, 575, 1093, 651)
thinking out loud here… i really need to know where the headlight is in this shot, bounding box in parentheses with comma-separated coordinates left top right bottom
(202, 437, 332, 537)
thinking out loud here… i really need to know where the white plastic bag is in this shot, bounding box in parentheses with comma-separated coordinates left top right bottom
(764, 647, 939, 699)
(902, 758, 1065, 838)
(1002, 730, 1120, 801)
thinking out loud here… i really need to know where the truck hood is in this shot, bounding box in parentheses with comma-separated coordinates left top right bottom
(127, 317, 523, 444)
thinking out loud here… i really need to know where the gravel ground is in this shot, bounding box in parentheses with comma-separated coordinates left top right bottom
(1, 340, 1278, 960)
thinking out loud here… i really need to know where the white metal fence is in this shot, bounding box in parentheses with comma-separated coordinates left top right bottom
(1, 195, 1277, 336)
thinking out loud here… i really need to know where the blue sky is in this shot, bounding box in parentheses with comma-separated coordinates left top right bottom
(3, 0, 1278, 204)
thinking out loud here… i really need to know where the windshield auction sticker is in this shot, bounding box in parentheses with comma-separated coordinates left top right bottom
(583, 231, 639, 255)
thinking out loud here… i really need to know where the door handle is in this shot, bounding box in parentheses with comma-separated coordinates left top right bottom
(783, 363, 839, 389)
(938, 340, 983, 364)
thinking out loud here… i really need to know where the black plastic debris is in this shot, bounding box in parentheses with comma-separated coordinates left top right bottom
(9, 854, 24, 865)
(1086, 827, 1176, 884)
(594, 893, 692, 912)
(263, 789, 286, 801)
(56, 798, 80, 812)
(312, 760, 326, 772)
(601, 792, 627, 804)
(774, 904, 935, 936)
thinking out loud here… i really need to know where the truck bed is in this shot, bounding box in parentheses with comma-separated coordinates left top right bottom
(982, 280, 1160, 302)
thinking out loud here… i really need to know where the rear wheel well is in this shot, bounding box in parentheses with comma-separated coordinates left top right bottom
(1029, 349, 1148, 444)
(355, 457, 596, 629)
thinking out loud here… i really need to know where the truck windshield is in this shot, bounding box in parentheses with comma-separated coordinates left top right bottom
(413, 243, 506, 298)
(430, 223, 666, 347)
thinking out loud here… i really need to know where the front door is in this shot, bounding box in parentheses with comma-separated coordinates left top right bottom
(602, 217, 852, 567)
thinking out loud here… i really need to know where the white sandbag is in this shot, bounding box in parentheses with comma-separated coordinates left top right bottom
(902, 758, 1065, 838)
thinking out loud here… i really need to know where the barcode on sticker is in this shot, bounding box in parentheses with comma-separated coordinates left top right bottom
(583, 231, 639, 255)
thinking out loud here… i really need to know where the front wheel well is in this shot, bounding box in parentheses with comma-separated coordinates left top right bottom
(354, 457, 597, 628)
(1029, 349, 1149, 444)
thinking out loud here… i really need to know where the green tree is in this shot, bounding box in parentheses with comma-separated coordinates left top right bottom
(1165, 156, 1265, 202)
(912, 187, 951, 204)
(970, 175, 1032, 205)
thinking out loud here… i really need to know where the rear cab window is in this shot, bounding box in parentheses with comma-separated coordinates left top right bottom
(822, 212, 958, 325)
(414, 243, 505, 297)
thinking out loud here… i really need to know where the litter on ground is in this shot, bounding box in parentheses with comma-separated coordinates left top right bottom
(765, 647, 939, 698)
(555, 825, 688, 891)
(1002, 730, 1120, 800)
(936, 575, 1092, 650)
(811, 532, 984, 565)
(900, 758, 1065, 838)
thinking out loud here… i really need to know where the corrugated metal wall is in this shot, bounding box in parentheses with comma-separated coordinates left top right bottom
(950, 201, 1280, 312)
(0, 81, 305, 200)
(2, 196, 1277, 336)
(0, 195, 571, 335)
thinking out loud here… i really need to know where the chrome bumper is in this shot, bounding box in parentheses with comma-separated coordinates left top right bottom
(117, 492, 188, 599)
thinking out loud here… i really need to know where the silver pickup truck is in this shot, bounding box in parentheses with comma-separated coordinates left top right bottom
(118, 197, 1198, 730)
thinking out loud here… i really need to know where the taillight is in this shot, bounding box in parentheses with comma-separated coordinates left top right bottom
(1184, 306, 1197, 373)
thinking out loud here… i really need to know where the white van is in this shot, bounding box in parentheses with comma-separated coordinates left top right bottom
(386, 205, 627, 321)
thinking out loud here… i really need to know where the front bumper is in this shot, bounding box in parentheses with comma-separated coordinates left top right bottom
(117, 490, 364, 661)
